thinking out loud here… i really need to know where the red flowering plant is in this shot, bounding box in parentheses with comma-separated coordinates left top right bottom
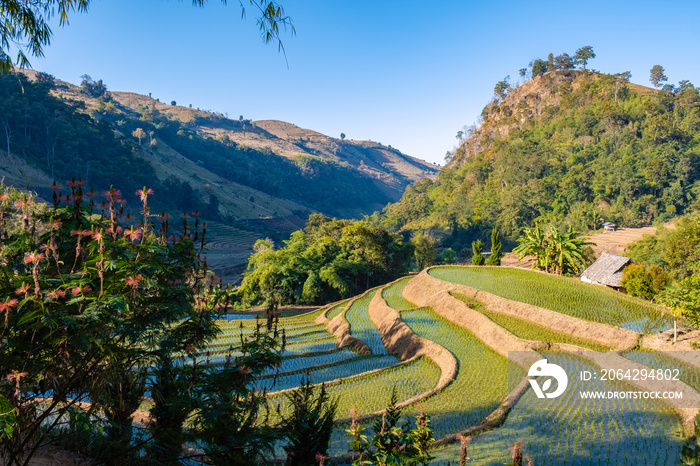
(0, 181, 226, 464)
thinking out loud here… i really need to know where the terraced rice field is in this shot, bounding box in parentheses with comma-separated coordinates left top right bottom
(450, 292, 610, 351)
(199, 272, 691, 464)
(431, 353, 683, 465)
(344, 290, 387, 354)
(196, 309, 331, 363)
(263, 348, 359, 375)
(255, 354, 399, 391)
(269, 356, 441, 451)
(326, 300, 349, 320)
(430, 267, 669, 333)
(382, 276, 416, 310)
(399, 307, 519, 438)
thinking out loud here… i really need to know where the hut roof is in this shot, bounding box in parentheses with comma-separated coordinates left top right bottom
(580, 253, 631, 287)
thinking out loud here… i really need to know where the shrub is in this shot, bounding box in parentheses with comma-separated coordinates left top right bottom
(0, 182, 223, 463)
(472, 240, 485, 266)
(621, 263, 669, 300)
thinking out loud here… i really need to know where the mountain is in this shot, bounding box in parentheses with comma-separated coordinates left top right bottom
(382, 69, 700, 254)
(0, 69, 436, 281)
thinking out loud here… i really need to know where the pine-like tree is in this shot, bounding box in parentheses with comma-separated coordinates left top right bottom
(486, 228, 503, 266)
(472, 240, 485, 266)
(282, 379, 338, 466)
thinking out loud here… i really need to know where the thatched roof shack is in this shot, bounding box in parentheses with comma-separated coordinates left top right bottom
(603, 222, 617, 232)
(580, 253, 631, 289)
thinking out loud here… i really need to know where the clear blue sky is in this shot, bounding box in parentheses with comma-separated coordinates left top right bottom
(32, 0, 700, 165)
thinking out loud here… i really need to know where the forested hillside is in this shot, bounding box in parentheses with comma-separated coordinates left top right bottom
(0, 70, 436, 223)
(0, 70, 435, 281)
(383, 69, 700, 250)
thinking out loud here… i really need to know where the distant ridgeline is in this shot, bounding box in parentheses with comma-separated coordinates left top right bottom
(0, 72, 157, 206)
(0, 71, 436, 234)
(383, 69, 700, 250)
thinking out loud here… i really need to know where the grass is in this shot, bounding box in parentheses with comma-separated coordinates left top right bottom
(344, 290, 387, 354)
(268, 356, 440, 422)
(256, 354, 399, 392)
(381, 277, 416, 310)
(430, 267, 669, 333)
(399, 307, 520, 439)
(450, 292, 611, 352)
(326, 300, 349, 320)
(431, 352, 683, 466)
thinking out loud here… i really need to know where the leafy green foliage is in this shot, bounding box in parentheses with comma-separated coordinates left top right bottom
(471, 240, 485, 266)
(627, 215, 700, 280)
(412, 231, 436, 270)
(620, 263, 669, 300)
(0, 182, 223, 463)
(346, 390, 435, 466)
(0, 182, 317, 465)
(514, 223, 589, 275)
(573, 46, 595, 70)
(282, 380, 338, 465)
(383, 70, 700, 241)
(80, 73, 108, 98)
(485, 227, 502, 266)
(494, 76, 511, 101)
(440, 247, 456, 264)
(657, 274, 700, 330)
(239, 214, 412, 306)
(531, 59, 547, 78)
(650, 65, 668, 89)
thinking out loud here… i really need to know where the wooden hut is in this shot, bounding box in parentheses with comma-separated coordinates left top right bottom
(602, 222, 616, 232)
(580, 253, 631, 290)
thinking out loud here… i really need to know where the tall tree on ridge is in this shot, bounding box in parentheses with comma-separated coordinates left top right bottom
(574, 46, 596, 69)
(650, 65, 668, 89)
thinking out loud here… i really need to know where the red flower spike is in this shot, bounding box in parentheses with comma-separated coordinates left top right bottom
(0, 298, 19, 312)
(23, 252, 45, 264)
(136, 188, 154, 201)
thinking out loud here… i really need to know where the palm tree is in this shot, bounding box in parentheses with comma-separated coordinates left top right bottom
(547, 226, 589, 275)
(513, 224, 548, 270)
(514, 224, 591, 275)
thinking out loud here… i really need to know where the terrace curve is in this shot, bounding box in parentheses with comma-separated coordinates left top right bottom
(402, 270, 545, 369)
(408, 268, 639, 351)
(368, 281, 457, 396)
(315, 293, 372, 355)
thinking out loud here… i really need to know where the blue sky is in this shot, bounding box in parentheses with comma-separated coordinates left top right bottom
(32, 0, 700, 165)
